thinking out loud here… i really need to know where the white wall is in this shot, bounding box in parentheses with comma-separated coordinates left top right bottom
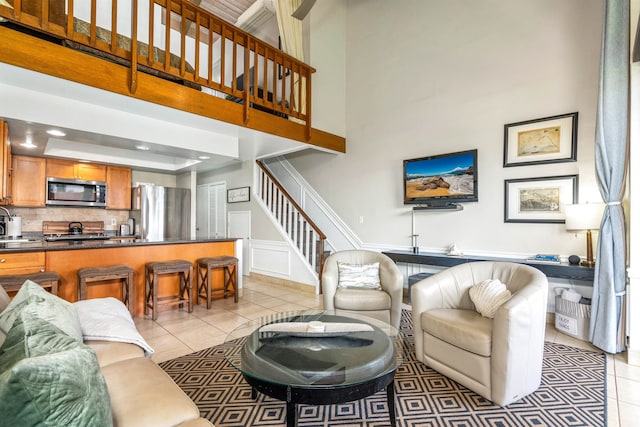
(288, 0, 604, 262)
(309, 0, 347, 137)
(132, 171, 177, 187)
(197, 161, 283, 242)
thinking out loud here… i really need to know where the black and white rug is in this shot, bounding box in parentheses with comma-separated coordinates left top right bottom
(160, 311, 606, 426)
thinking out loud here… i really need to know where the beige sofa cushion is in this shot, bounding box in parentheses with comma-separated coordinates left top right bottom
(85, 340, 145, 368)
(422, 308, 493, 357)
(101, 357, 201, 427)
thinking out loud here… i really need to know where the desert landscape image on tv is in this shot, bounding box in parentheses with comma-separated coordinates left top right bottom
(405, 152, 475, 199)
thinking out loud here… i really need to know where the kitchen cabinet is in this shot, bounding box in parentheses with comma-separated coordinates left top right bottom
(11, 155, 46, 207)
(0, 251, 45, 275)
(46, 158, 106, 181)
(106, 165, 132, 210)
(0, 120, 12, 205)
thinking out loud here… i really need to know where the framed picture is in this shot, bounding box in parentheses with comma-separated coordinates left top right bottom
(503, 112, 578, 167)
(504, 175, 578, 223)
(227, 186, 250, 203)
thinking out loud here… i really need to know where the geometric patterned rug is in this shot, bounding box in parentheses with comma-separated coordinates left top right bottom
(159, 310, 606, 426)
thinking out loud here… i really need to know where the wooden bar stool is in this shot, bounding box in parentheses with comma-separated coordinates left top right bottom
(77, 265, 135, 315)
(196, 256, 238, 309)
(0, 271, 60, 296)
(145, 259, 192, 320)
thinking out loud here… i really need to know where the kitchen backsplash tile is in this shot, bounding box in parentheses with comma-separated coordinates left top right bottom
(10, 207, 130, 233)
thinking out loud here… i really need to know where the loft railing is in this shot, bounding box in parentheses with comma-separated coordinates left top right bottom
(256, 160, 327, 285)
(0, 0, 314, 137)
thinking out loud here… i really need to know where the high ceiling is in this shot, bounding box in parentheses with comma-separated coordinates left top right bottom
(195, 0, 257, 25)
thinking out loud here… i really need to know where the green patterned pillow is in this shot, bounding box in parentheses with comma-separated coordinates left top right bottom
(0, 314, 112, 426)
(337, 261, 382, 290)
(0, 280, 82, 342)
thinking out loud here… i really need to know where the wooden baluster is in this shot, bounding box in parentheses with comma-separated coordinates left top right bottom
(180, 0, 186, 77)
(305, 70, 312, 139)
(207, 18, 213, 86)
(66, 0, 73, 38)
(12, 0, 21, 20)
(130, 0, 138, 94)
(89, 0, 96, 46)
(220, 22, 226, 89)
(253, 45, 259, 104)
(164, 0, 171, 70)
(242, 34, 249, 124)
(148, 0, 154, 66)
(110, 0, 117, 54)
(194, 9, 200, 82)
(41, 0, 49, 30)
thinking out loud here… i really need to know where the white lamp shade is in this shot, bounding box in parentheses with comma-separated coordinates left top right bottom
(565, 203, 605, 231)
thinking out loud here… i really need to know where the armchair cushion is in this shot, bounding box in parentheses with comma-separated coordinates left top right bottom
(422, 309, 492, 356)
(469, 279, 512, 318)
(334, 288, 391, 311)
(337, 262, 381, 290)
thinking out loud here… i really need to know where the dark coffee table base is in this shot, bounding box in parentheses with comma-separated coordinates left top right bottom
(244, 369, 397, 427)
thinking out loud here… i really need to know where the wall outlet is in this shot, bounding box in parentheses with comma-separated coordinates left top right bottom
(111, 218, 117, 226)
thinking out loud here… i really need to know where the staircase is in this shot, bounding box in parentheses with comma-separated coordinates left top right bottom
(255, 160, 328, 282)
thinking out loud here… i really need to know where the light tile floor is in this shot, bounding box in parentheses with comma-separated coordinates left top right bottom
(134, 275, 639, 427)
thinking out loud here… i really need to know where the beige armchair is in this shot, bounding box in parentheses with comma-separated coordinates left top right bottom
(322, 250, 403, 329)
(411, 261, 548, 406)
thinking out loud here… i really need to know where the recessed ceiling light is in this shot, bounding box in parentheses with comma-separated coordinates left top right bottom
(198, 155, 211, 160)
(135, 145, 150, 151)
(46, 129, 66, 137)
(21, 135, 36, 148)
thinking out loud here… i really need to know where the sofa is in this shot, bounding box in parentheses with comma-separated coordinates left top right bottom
(0, 281, 213, 427)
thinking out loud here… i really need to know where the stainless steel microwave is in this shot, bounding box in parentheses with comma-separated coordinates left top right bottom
(46, 177, 107, 207)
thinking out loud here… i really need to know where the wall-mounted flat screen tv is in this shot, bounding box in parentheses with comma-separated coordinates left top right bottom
(403, 149, 478, 207)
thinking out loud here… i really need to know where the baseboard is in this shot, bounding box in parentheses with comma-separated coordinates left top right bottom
(249, 272, 316, 294)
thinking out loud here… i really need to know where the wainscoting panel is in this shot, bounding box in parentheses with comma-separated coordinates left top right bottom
(250, 240, 291, 278)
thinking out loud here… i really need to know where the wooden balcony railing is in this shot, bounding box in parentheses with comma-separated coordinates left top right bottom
(0, 0, 314, 138)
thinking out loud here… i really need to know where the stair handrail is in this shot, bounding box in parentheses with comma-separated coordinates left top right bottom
(257, 160, 326, 241)
(256, 160, 327, 282)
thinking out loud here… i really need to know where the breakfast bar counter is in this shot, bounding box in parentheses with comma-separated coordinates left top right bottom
(0, 238, 238, 316)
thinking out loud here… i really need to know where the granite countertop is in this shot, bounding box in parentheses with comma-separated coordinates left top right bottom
(0, 236, 238, 253)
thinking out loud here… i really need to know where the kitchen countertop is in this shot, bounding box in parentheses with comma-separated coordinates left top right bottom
(0, 237, 239, 253)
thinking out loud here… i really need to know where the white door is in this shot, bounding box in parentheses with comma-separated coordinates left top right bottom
(228, 210, 251, 276)
(196, 182, 226, 238)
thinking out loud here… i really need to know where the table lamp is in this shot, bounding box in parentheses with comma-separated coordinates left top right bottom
(565, 203, 605, 267)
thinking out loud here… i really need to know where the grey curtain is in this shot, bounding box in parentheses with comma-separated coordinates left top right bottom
(591, 0, 629, 353)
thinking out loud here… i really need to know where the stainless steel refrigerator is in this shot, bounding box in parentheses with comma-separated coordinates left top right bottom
(130, 185, 191, 240)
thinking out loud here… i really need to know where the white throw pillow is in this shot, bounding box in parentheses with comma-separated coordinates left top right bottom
(469, 279, 512, 318)
(337, 262, 382, 290)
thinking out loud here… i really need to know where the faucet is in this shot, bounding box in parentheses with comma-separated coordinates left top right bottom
(0, 207, 12, 221)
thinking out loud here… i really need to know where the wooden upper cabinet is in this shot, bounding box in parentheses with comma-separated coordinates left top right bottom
(45, 158, 75, 179)
(11, 155, 46, 207)
(76, 163, 106, 181)
(46, 159, 106, 181)
(106, 165, 132, 210)
(0, 120, 12, 205)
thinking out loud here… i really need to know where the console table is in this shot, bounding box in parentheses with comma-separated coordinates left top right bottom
(382, 250, 595, 282)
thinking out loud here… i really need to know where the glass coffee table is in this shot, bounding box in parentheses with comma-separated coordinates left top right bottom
(223, 310, 405, 427)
